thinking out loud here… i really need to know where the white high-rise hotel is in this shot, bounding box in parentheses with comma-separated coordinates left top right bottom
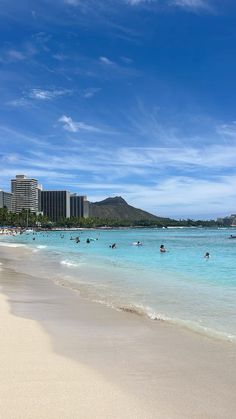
(11, 175, 41, 214)
(7, 174, 89, 220)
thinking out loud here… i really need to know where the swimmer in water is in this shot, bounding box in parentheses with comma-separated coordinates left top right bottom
(160, 244, 166, 253)
(204, 252, 210, 258)
(109, 243, 116, 249)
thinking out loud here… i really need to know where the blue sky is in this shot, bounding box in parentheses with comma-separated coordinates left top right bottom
(1, 0, 236, 219)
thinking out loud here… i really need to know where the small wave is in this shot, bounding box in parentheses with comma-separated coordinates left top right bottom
(60, 260, 78, 268)
(118, 305, 146, 316)
(116, 304, 236, 342)
(36, 245, 47, 249)
(0, 243, 26, 248)
(146, 310, 236, 342)
(50, 272, 236, 345)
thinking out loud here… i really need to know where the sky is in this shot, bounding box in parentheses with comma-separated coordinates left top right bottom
(0, 0, 236, 219)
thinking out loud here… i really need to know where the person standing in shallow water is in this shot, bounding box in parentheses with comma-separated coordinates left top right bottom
(160, 244, 166, 253)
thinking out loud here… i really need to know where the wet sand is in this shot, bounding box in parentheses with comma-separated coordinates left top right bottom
(0, 245, 236, 418)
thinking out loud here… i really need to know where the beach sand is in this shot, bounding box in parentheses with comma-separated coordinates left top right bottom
(0, 246, 236, 418)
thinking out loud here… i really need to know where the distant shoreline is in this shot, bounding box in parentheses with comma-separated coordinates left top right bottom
(1, 225, 236, 233)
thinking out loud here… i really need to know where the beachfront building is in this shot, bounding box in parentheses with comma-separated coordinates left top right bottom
(11, 175, 40, 214)
(70, 194, 89, 218)
(0, 190, 13, 211)
(41, 190, 71, 222)
(41, 190, 89, 221)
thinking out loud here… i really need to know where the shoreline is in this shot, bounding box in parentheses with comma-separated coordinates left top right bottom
(1, 238, 235, 344)
(1, 245, 236, 417)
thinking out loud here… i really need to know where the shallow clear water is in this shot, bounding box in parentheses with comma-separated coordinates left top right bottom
(1, 228, 236, 341)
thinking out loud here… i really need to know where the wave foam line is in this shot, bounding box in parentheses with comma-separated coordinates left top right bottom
(0, 243, 26, 248)
(117, 304, 236, 343)
(49, 274, 236, 345)
(60, 260, 79, 268)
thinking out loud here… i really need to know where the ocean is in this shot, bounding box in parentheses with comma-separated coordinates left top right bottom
(1, 227, 236, 342)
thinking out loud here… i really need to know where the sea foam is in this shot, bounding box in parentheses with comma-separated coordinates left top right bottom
(60, 260, 78, 268)
(0, 243, 26, 248)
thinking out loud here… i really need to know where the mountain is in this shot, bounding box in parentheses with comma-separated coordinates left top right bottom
(89, 196, 169, 222)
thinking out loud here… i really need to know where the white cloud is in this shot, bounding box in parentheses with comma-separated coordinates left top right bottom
(126, 0, 153, 4)
(216, 122, 236, 138)
(120, 56, 133, 64)
(29, 88, 71, 100)
(99, 56, 114, 65)
(7, 50, 25, 61)
(61, 0, 211, 16)
(58, 115, 103, 133)
(2, 134, 236, 218)
(120, 175, 236, 218)
(116, 145, 236, 169)
(52, 53, 67, 61)
(64, 0, 80, 5)
(171, 0, 208, 10)
(6, 98, 32, 108)
(126, 0, 145, 4)
(82, 87, 101, 98)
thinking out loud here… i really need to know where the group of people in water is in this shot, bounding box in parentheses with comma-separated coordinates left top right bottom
(26, 231, 211, 258)
(109, 242, 210, 258)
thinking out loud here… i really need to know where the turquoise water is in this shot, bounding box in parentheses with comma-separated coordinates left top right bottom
(1, 227, 236, 341)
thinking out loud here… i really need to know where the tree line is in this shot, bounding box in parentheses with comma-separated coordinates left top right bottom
(0, 207, 225, 228)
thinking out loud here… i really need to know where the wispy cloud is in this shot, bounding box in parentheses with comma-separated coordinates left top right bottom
(82, 87, 101, 98)
(6, 98, 32, 108)
(0, 49, 25, 63)
(28, 88, 72, 100)
(125, 0, 153, 5)
(171, 0, 209, 10)
(99, 56, 114, 65)
(2, 116, 236, 218)
(7, 49, 25, 61)
(7, 88, 72, 108)
(118, 175, 236, 218)
(63, 0, 209, 12)
(216, 122, 236, 139)
(64, 0, 80, 5)
(58, 115, 103, 133)
(120, 56, 133, 64)
(117, 145, 236, 169)
(52, 53, 68, 61)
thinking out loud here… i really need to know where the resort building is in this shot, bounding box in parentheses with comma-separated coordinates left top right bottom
(41, 190, 89, 221)
(40, 190, 71, 221)
(5, 174, 90, 220)
(0, 190, 13, 211)
(70, 194, 89, 218)
(11, 175, 40, 214)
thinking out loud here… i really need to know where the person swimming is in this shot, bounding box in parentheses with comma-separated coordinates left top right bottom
(204, 252, 210, 258)
(109, 243, 116, 249)
(160, 244, 166, 253)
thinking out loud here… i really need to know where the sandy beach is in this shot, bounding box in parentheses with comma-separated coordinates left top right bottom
(0, 245, 236, 418)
